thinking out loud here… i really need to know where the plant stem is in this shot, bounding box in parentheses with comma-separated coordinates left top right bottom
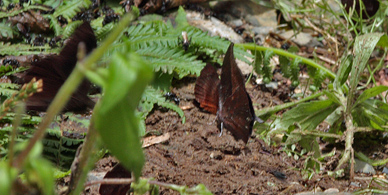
(255, 91, 324, 117)
(12, 13, 135, 169)
(239, 44, 336, 79)
(69, 120, 100, 195)
(336, 111, 354, 177)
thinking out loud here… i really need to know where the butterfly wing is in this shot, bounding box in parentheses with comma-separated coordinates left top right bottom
(194, 63, 220, 114)
(218, 43, 255, 143)
(24, 22, 96, 111)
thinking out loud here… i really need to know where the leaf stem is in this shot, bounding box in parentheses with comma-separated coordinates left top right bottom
(239, 44, 336, 79)
(255, 92, 324, 117)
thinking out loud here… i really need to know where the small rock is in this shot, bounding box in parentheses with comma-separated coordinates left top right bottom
(383, 167, 388, 174)
(281, 31, 323, 48)
(229, 19, 243, 27)
(354, 159, 376, 174)
(324, 188, 339, 193)
(246, 10, 277, 28)
(210, 151, 224, 160)
(252, 26, 274, 36)
(186, 11, 244, 43)
(265, 82, 278, 90)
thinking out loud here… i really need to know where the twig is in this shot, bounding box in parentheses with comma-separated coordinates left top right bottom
(85, 178, 134, 187)
(303, 16, 339, 57)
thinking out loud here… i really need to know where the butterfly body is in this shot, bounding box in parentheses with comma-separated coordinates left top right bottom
(195, 43, 256, 143)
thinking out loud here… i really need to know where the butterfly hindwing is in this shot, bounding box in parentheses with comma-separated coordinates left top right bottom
(194, 63, 220, 114)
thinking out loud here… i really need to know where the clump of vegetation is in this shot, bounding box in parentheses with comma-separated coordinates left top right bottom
(1, 0, 388, 194)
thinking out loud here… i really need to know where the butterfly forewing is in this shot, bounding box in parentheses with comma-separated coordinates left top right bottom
(23, 22, 96, 111)
(194, 63, 220, 114)
(218, 43, 255, 143)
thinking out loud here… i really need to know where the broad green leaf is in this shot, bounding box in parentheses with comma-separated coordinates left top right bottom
(277, 100, 339, 131)
(0, 162, 17, 195)
(333, 54, 352, 90)
(323, 90, 342, 105)
(25, 158, 55, 195)
(353, 85, 388, 108)
(353, 99, 388, 130)
(95, 51, 153, 180)
(350, 33, 386, 98)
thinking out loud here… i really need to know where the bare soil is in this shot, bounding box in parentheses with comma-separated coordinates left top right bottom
(89, 77, 385, 194)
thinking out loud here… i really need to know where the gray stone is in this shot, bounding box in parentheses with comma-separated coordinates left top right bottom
(281, 30, 323, 48)
(354, 158, 376, 174)
(186, 11, 244, 43)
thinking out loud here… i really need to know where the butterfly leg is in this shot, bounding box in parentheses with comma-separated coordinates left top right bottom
(219, 122, 224, 137)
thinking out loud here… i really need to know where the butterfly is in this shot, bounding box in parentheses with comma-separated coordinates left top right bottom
(195, 43, 262, 143)
(23, 22, 97, 112)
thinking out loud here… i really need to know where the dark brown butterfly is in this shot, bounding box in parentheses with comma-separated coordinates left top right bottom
(195, 43, 261, 143)
(23, 22, 97, 112)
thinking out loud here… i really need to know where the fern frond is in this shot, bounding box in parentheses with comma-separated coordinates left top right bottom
(94, 22, 115, 40)
(140, 87, 185, 123)
(45, 14, 63, 36)
(0, 21, 18, 39)
(136, 46, 205, 78)
(53, 0, 92, 20)
(0, 42, 53, 56)
(291, 58, 302, 86)
(0, 83, 20, 97)
(187, 28, 253, 64)
(308, 66, 326, 89)
(262, 50, 274, 83)
(62, 20, 84, 39)
(124, 23, 177, 49)
(279, 55, 291, 78)
(0, 4, 51, 19)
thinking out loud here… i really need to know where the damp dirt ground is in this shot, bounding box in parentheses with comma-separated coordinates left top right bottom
(87, 77, 388, 195)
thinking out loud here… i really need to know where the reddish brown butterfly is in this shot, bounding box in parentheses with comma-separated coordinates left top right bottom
(195, 43, 261, 143)
(23, 22, 96, 112)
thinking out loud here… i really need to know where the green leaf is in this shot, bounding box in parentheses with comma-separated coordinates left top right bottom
(175, 6, 189, 29)
(53, 0, 92, 20)
(94, 51, 153, 180)
(25, 158, 55, 195)
(333, 54, 352, 90)
(350, 33, 386, 92)
(277, 100, 339, 131)
(0, 161, 18, 195)
(323, 90, 342, 105)
(353, 85, 388, 108)
(353, 99, 388, 130)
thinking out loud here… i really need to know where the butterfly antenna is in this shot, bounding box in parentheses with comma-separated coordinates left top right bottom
(255, 116, 264, 123)
(219, 122, 224, 137)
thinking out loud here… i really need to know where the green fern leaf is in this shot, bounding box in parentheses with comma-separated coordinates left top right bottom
(53, 0, 92, 20)
(140, 87, 185, 123)
(291, 58, 302, 86)
(136, 46, 205, 78)
(253, 50, 263, 74)
(187, 28, 253, 64)
(62, 20, 84, 39)
(0, 83, 19, 97)
(0, 4, 51, 19)
(262, 50, 274, 83)
(0, 21, 17, 39)
(94, 22, 115, 40)
(279, 55, 291, 78)
(45, 15, 63, 36)
(0, 42, 53, 56)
